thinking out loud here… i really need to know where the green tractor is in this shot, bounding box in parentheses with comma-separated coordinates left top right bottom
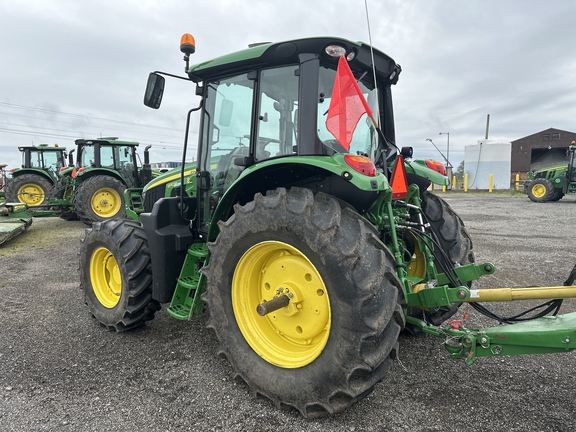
(54, 137, 156, 224)
(4, 144, 68, 206)
(79, 35, 576, 417)
(525, 142, 576, 202)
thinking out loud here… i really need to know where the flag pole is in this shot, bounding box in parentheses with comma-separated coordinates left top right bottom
(364, 0, 380, 128)
(363, 0, 399, 153)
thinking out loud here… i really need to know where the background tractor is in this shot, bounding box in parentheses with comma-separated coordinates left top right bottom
(525, 141, 576, 202)
(79, 35, 576, 418)
(53, 137, 156, 224)
(4, 144, 67, 206)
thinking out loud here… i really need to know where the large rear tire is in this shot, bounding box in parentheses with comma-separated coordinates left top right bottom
(79, 219, 160, 331)
(4, 173, 52, 206)
(412, 191, 475, 325)
(74, 175, 126, 225)
(202, 187, 404, 418)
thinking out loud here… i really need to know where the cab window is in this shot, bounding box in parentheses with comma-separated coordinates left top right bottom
(256, 65, 299, 161)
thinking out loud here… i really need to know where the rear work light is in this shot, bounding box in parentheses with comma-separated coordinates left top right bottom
(344, 154, 377, 177)
(425, 159, 447, 176)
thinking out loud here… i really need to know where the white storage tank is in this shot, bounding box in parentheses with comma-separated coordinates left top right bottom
(464, 140, 511, 189)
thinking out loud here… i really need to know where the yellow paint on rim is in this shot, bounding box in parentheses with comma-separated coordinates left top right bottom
(91, 188, 122, 217)
(406, 232, 426, 278)
(17, 183, 45, 205)
(531, 183, 547, 198)
(232, 241, 331, 368)
(90, 247, 122, 308)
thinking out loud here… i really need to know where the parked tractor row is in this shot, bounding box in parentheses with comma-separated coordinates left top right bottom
(0, 137, 161, 244)
(4, 138, 159, 222)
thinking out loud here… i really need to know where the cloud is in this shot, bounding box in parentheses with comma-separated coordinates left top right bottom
(1, 0, 575, 169)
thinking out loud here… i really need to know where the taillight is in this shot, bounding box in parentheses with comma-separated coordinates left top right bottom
(344, 154, 377, 177)
(425, 160, 447, 176)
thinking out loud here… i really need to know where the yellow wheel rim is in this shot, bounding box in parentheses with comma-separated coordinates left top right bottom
(232, 241, 331, 368)
(531, 183, 546, 198)
(406, 233, 426, 278)
(17, 183, 45, 205)
(91, 188, 121, 217)
(90, 247, 122, 308)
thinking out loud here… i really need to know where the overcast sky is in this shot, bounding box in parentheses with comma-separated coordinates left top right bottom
(1, 0, 575, 170)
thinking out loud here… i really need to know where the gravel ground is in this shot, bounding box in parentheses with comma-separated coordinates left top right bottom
(1, 192, 575, 431)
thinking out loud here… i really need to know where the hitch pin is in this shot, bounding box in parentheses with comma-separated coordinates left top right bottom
(257, 295, 290, 316)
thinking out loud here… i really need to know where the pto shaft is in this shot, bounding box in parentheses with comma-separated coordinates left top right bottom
(467, 286, 576, 302)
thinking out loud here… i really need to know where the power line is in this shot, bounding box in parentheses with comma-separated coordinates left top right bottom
(0, 101, 185, 132)
(0, 121, 185, 147)
(0, 101, 199, 147)
(0, 109, 184, 139)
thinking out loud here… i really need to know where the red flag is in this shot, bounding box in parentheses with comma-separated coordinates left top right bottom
(325, 56, 374, 151)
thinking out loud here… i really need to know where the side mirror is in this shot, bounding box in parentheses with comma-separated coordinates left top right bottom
(144, 73, 165, 109)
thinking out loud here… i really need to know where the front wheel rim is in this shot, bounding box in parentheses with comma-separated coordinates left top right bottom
(532, 184, 546, 198)
(91, 188, 121, 217)
(90, 247, 122, 308)
(232, 241, 331, 368)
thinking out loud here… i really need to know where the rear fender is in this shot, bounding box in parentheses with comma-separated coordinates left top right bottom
(11, 169, 55, 185)
(404, 159, 449, 186)
(207, 154, 391, 241)
(76, 168, 125, 185)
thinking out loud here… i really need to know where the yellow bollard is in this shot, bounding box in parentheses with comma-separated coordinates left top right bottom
(515, 174, 520, 191)
(452, 175, 457, 190)
(442, 185, 446, 192)
(464, 174, 469, 192)
(489, 174, 493, 192)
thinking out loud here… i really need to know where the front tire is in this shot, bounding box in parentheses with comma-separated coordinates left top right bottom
(526, 179, 555, 202)
(79, 219, 160, 331)
(4, 173, 53, 206)
(75, 175, 127, 225)
(202, 187, 404, 418)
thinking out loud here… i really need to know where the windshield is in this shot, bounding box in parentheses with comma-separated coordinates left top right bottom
(28, 150, 64, 171)
(79, 145, 96, 167)
(317, 65, 379, 160)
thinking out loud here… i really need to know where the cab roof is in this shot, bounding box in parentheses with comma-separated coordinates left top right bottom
(75, 137, 139, 146)
(18, 144, 66, 151)
(187, 36, 401, 85)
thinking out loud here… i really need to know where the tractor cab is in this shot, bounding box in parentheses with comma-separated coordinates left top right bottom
(73, 138, 141, 188)
(558, 144, 576, 196)
(145, 36, 403, 238)
(16, 144, 67, 182)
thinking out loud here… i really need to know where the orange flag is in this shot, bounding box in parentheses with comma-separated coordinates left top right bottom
(325, 56, 374, 151)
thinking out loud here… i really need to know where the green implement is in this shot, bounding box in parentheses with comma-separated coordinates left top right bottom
(0, 203, 33, 245)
